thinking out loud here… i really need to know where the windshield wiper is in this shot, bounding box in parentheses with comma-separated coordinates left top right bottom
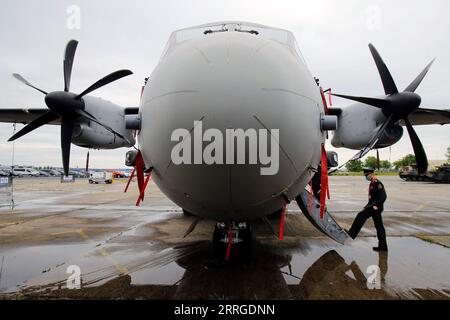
(204, 28, 228, 35)
(234, 29, 259, 35)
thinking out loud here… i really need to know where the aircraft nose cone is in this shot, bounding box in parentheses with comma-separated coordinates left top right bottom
(140, 32, 323, 220)
(45, 91, 83, 115)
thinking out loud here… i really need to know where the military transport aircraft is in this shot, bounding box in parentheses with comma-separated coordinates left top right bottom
(1, 21, 449, 255)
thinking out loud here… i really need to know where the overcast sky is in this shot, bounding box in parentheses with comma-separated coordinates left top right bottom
(1, 0, 449, 169)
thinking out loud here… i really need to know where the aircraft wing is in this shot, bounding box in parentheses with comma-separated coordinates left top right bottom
(0, 108, 61, 125)
(0, 106, 139, 125)
(328, 106, 450, 126)
(404, 108, 450, 126)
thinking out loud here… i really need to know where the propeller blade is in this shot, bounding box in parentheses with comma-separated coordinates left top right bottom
(75, 109, 132, 145)
(8, 111, 58, 141)
(60, 118, 74, 176)
(75, 69, 133, 99)
(404, 117, 428, 175)
(85, 151, 90, 173)
(368, 43, 398, 95)
(63, 40, 78, 92)
(376, 149, 380, 169)
(12, 73, 48, 95)
(331, 93, 389, 109)
(404, 58, 436, 93)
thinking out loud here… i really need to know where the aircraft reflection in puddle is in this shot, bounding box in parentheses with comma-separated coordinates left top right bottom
(171, 242, 389, 299)
(24, 241, 391, 300)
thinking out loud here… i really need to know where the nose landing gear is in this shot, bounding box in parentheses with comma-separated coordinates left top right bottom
(212, 221, 252, 261)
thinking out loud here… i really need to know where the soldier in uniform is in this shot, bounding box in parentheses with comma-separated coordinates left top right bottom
(346, 168, 388, 252)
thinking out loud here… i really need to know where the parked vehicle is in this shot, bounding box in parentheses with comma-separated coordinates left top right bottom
(0, 166, 13, 176)
(12, 167, 38, 177)
(29, 168, 41, 176)
(399, 164, 450, 183)
(37, 170, 51, 177)
(67, 170, 85, 178)
(113, 171, 127, 178)
(89, 171, 113, 184)
(122, 170, 133, 178)
(41, 169, 63, 176)
(430, 165, 450, 183)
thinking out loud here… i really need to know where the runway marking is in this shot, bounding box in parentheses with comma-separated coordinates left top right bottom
(76, 229, 89, 239)
(75, 229, 129, 275)
(414, 202, 428, 213)
(0, 220, 26, 228)
(50, 231, 79, 236)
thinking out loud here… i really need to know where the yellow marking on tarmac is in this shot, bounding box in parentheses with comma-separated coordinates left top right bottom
(76, 229, 89, 239)
(0, 220, 25, 227)
(50, 231, 79, 236)
(76, 229, 129, 274)
(414, 202, 428, 212)
(99, 248, 109, 257)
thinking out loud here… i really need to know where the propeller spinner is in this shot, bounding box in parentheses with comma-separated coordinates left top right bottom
(10, 40, 133, 176)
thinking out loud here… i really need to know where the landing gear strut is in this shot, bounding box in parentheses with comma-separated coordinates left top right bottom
(212, 221, 252, 261)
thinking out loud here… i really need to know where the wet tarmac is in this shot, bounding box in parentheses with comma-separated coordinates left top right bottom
(0, 176, 449, 299)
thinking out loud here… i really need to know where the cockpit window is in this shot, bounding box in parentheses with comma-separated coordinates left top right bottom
(203, 24, 229, 35)
(235, 29, 259, 35)
(173, 23, 227, 43)
(233, 24, 259, 35)
(161, 21, 305, 63)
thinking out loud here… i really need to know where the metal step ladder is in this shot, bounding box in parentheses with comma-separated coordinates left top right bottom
(295, 189, 348, 244)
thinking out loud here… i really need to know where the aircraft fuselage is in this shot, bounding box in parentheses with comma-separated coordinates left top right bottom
(139, 22, 326, 221)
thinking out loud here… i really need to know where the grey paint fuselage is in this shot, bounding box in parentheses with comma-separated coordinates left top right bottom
(139, 23, 325, 221)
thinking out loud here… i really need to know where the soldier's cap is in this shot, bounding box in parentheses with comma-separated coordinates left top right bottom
(362, 168, 375, 175)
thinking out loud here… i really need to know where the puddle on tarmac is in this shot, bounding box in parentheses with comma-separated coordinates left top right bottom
(1, 235, 450, 299)
(0, 243, 92, 292)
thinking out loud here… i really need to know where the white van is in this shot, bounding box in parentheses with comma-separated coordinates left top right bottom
(13, 167, 39, 177)
(89, 171, 113, 184)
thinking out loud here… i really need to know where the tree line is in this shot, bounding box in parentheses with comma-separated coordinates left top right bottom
(345, 146, 450, 172)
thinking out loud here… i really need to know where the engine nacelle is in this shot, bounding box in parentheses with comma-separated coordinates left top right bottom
(71, 96, 135, 149)
(72, 123, 124, 149)
(374, 124, 403, 148)
(331, 103, 403, 150)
